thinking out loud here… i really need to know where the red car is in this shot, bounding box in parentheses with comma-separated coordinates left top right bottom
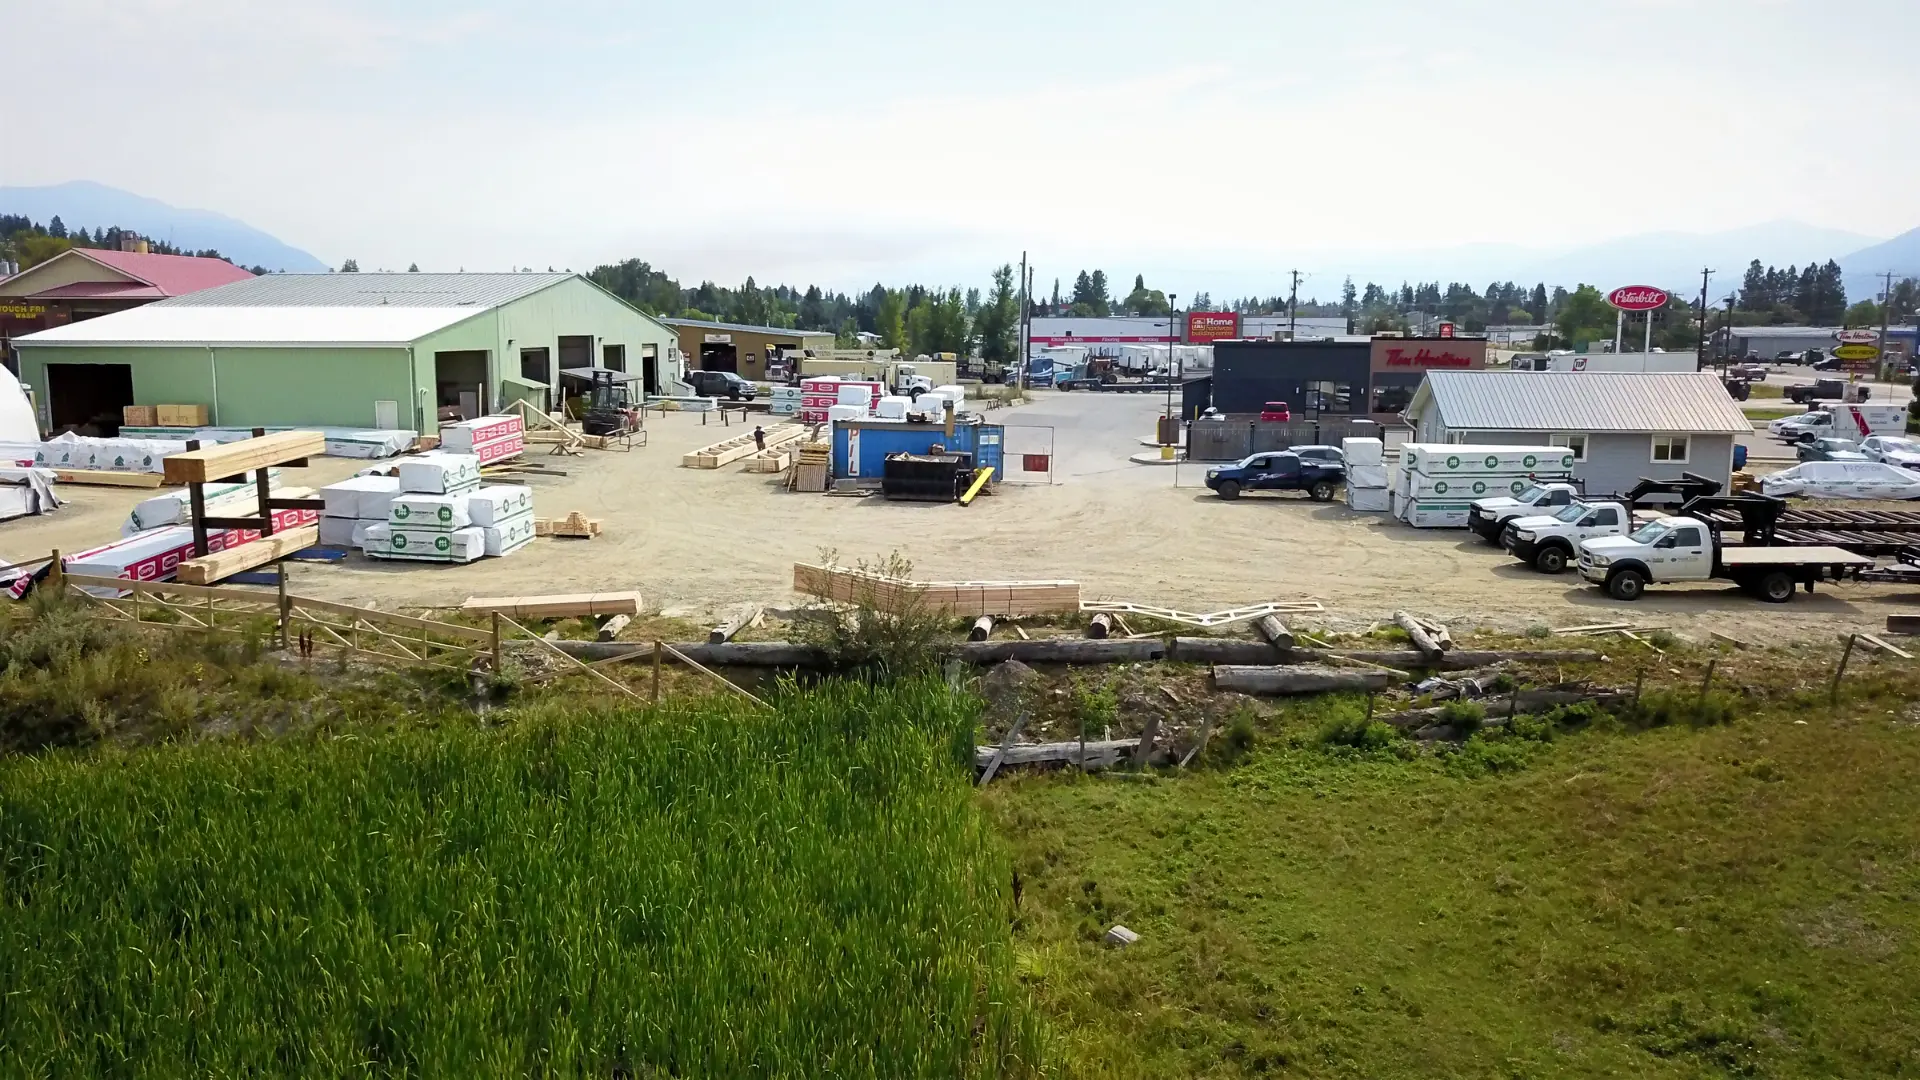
(1259, 401, 1291, 422)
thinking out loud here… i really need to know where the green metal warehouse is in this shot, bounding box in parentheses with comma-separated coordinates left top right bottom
(11, 272, 684, 436)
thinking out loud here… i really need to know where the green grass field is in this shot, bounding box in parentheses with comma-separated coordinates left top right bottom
(987, 677, 1920, 1078)
(0, 679, 1042, 1077)
(1742, 404, 1801, 421)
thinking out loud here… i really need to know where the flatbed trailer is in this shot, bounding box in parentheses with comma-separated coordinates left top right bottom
(1578, 497, 1882, 602)
(1055, 378, 1178, 393)
(1693, 504, 1920, 558)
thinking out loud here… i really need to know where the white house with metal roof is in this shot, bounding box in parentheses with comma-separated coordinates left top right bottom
(1404, 370, 1755, 495)
(12, 272, 683, 436)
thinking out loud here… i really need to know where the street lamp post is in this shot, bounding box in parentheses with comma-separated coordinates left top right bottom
(1165, 295, 1178, 434)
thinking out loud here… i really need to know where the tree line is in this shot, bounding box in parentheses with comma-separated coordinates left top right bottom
(0, 215, 266, 275)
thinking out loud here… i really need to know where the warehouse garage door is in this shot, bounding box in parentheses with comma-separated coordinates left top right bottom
(434, 350, 489, 420)
(47, 363, 133, 435)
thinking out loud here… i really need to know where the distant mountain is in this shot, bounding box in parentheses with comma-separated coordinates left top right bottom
(1837, 227, 1920, 300)
(1509, 221, 1881, 298)
(0, 181, 325, 272)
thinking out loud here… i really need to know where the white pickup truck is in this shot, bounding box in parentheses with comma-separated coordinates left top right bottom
(1577, 515, 1873, 602)
(1768, 404, 1907, 444)
(1503, 500, 1632, 573)
(1466, 482, 1582, 544)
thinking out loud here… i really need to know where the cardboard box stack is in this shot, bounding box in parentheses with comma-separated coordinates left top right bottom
(437, 414, 525, 464)
(1392, 444, 1575, 528)
(1341, 437, 1389, 512)
(356, 451, 533, 564)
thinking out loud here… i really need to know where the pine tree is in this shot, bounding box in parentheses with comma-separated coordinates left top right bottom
(1088, 270, 1110, 316)
(47, 216, 65, 239)
(407, 262, 420, 272)
(1529, 283, 1549, 322)
(340, 258, 359, 273)
(1739, 260, 1766, 311)
(1340, 277, 1357, 322)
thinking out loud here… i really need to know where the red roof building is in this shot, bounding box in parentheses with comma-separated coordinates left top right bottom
(1, 247, 257, 357)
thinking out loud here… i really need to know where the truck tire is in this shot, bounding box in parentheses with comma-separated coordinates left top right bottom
(1216, 480, 1241, 500)
(1606, 568, 1647, 601)
(1757, 570, 1796, 603)
(1058, 381, 1075, 391)
(1534, 545, 1568, 574)
(1309, 480, 1335, 502)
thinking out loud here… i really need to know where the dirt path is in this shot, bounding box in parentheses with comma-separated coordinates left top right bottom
(6, 395, 1915, 643)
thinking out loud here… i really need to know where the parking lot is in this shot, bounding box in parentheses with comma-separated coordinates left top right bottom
(7, 391, 1917, 642)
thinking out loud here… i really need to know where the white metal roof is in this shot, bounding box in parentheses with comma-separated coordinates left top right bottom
(1410, 370, 1755, 435)
(15, 305, 480, 347)
(157, 272, 571, 308)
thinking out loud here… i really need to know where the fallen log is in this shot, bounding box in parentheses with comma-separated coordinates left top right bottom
(596, 613, 632, 642)
(1380, 688, 1624, 729)
(1887, 614, 1920, 636)
(708, 604, 762, 644)
(1168, 637, 1282, 664)
(1253, 614, 1294, 650)
(974, 738, 1141, 772)
(1395, 611, 1445, 657)
(1324, 648, 1601, 671)
(1212, 664, 1392, 695)
(953, 638, 1166, 665)
(1086, 613, 1113, 639)
(969, 615, 996, 642)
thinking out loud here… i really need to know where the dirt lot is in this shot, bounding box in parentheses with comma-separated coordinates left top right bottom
(7, 392, 1918, 643)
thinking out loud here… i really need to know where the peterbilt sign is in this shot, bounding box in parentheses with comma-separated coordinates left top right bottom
(1606, 286, 1669, 311)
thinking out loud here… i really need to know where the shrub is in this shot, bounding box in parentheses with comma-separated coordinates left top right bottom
(1317, 713, 1400, 752)
(1438, 700, 1486, 735)
(1213, 709, 1260, 765)
(1444, 734, 1534, 778)
(796, 550, 949, 678)
(1623, 688, 1740, 729)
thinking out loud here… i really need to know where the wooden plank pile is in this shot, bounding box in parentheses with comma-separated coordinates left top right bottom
(162, 430, 324, 485)
(682, 424, 805, 469)
(462, 592, 642, 619)
(788, 442, 831, 492)
(177, 526, 320, 585)
(793, 562, 1081, 617)
(535, 511, 602, 538)
(53, 469, 166, 488)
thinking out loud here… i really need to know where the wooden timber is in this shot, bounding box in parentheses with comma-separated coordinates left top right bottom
(1253, 614, 1294, 650)
(176, 525, 319, 585)
(682, 424, 805, 469)
(973, 738, 1141, 772)
(1212, 664, 1393, 695)
(708, 604, 763, 644)
(792, 562, 1081, 617)
(462, 591, 642, 619)
(53, 469, 166, 488)
(1886, 614, 1920, 636)
(162, 430, 324, 485)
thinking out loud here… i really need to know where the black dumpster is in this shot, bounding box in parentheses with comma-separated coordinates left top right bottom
(881, 452, 975, 502)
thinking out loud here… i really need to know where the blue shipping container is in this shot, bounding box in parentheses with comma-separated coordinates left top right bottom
(831, 420, 1003, 480)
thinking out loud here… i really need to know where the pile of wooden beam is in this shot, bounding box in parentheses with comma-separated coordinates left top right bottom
(793, 562, 1081, 617)
(788, 442, 831, 492)
(743, 449, 791, 473)
(462, 592, 642, 619)
(535, 512, 602, 539)
(682, 425, 805, 469)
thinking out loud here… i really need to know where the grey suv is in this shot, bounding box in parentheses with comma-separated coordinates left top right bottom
(686, 370, 758, 400)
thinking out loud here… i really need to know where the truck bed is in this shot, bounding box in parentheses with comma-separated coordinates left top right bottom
(1719, 546, 1875, 567)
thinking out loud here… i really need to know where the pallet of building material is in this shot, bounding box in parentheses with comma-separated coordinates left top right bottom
(792, 462, 830, 492)
(161, 430, 324, 485)
(1077, 600, 1325, 627)
(534, 511, 601, 538)
(743, 450, 792, 473)
(176, 525, 320, 585)
(53, 469, 167, 488)
(793, 562, 1081, 617)
(680, 424, 807, 469)
(461, 591, 642, 619)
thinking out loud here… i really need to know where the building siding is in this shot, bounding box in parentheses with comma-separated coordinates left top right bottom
(1436, 428, 1735, 497)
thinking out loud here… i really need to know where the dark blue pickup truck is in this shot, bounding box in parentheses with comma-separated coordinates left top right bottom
(1203, 451, 1346, 501)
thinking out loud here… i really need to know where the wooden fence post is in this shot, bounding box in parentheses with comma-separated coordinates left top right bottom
(492, 612, 503, 675)
(277, 563, 290, 648)
(1697, 658, 1717, 708)
(652, 640, 662, 703)
(1830, 634, 1857, 705)
(47, 549, 60, 595)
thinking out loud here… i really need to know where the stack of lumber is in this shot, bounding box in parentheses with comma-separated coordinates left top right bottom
(462, 592, 642, 619)
(789, 442, 831, 492)
(535, 511, 601, 538)
(793, 562, 1080, 617)
(682, 425, 806, 469)
(437, 415, 525, 464)
(177, 525, 321, 585)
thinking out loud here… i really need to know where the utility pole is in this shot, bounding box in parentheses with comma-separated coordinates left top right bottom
(1017, 250, 1029, 390)
(1879, 270, 1895, 382)
(1287, 269, 1301, 340)
(1696, 267, 1713, 369)
(1723, 293, 1736, 364)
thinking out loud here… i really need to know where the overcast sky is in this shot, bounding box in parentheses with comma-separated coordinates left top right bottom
(7, 0, 1917, 296)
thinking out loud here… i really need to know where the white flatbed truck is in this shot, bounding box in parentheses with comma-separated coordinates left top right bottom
(1577, 515, 1874, 603)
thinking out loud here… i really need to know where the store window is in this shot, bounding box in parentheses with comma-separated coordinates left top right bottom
(1651, 435, 1689, 463)
(1550, 433, 1588, 461)
(1371, 383, 1416, 415)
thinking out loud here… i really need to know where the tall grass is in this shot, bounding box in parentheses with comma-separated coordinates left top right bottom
(0, 680, 1043, 1076)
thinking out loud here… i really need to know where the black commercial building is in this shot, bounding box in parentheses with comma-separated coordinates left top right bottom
(1209, 340, 1371, 417)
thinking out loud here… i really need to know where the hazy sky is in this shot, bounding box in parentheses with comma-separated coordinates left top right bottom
(7, 0, 1917, 295)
